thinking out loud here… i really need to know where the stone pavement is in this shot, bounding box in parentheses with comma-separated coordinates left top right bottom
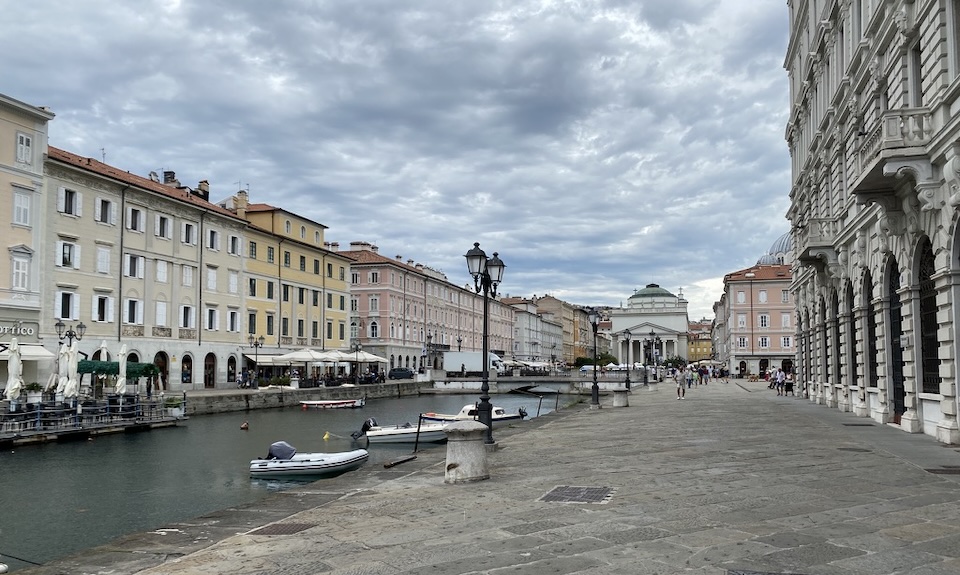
(21, 379, 960, 575)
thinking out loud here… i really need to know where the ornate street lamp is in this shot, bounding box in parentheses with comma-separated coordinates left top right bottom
(645, 329, 661, 383)
(622, 328, 631, 390)
(456, 335, 462, 352)
(55, 319, 87, 345)
(352, 340, 363, 386)
(465, 242, 505, 444)
(248, 334, 264, 388)
(588, 308, 601, 406)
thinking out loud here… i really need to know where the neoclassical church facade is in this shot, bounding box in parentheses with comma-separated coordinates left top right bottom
(786, 0, 960, 443)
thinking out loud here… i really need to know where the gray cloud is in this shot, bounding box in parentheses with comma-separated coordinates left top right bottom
(0, 0, 791, 318)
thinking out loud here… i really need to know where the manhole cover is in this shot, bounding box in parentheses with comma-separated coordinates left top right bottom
(842, 423, 874, 426)
(249, 522, 315, 536)
(837, 447, 872, 452)
(926, 468, 960, 475)
(540, 485, 613, 504)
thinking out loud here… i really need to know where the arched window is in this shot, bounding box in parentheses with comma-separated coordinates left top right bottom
(370, 321, 379, 338)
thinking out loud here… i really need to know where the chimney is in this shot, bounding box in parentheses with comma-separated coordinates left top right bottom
(194, 180, 210, 201)
(396, 255, 403, 261)
(330, 242, 339, 251)
(236, 189, 249, 218)
(407, 259, 414, 266)
(371, 244, 379, 253)
(162, 171, 178, 185)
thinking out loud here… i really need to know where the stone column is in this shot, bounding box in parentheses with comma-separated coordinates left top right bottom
(899, 284, 922, 433)
(872, 296, 891, 423)
(935, 269, 960, 444)
(852, 305, 870, 417)
(837, 307, 852, 412)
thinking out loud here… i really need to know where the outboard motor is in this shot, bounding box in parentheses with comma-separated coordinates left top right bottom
(351, 417, 378, 440)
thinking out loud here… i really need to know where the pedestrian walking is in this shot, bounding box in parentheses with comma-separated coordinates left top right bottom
(675, 370, 685, 399)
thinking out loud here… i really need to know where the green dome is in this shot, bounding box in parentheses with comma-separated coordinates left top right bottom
(629, 283, 675, 299)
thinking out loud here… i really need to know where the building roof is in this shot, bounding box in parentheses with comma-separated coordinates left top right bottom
(47, 147, 244, 222)
(628, 283, 675, 299)
(725, 265, 792, 282)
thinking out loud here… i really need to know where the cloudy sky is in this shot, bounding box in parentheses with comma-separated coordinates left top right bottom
(3, 0, 791, 320)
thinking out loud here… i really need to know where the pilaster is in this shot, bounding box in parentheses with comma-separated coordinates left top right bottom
(899, 284, 922, 433)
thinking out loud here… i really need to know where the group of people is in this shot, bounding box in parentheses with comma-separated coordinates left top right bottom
(767, 367, 795, 396)
(672, 365, 729, 399)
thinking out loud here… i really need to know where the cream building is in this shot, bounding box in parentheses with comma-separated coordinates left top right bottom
(0, 94, 54, 386)
(44, 151, 249, 390)
(785, 0, 960, 442)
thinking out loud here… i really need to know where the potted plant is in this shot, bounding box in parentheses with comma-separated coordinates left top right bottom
(163, 396, 184, 418)
(24, 382, 43, 404)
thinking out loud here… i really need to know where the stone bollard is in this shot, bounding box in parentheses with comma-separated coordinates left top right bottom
(612, 389, 629, 407)
(443, 420, 489, 484)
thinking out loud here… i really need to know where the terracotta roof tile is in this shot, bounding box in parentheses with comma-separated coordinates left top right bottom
(47, 146, 245, 222)
(724, 264, 792, 282)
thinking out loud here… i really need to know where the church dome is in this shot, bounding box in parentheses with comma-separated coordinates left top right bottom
(756, 231, 793, 265)
(629, 283, 675, 299)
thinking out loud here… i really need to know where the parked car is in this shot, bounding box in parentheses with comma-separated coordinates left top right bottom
(388, 367, 415, 380)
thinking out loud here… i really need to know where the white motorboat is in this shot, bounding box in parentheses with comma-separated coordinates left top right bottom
(249, 441, 368, 478)
(300, 397, 365, 409)
(352, 417, 448, 444)
(420, 404, 527, 427)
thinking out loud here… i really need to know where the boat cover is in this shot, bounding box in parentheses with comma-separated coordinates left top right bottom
(267, 441, 296, 460)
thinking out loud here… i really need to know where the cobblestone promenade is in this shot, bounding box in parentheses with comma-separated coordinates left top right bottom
(21, 379, 960, 575)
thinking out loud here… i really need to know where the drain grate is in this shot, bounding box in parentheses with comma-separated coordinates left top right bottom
(842, 423, 874, 427)
(540, 485, 613, 504)
(925, 468, 960, 475)
(837, 447, 872, 452)
(249, 522, 315, 536)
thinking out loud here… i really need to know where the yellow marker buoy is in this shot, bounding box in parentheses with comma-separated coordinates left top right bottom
(323, 431, 330, 440)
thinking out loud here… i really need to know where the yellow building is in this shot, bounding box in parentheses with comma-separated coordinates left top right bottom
(222, 191, 352, 378)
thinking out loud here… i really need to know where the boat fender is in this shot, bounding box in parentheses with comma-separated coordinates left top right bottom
(519, 407, 528, 418)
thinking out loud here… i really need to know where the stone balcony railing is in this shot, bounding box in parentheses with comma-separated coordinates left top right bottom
(797, 217, 839, 263)
(858, 107, 931, 172)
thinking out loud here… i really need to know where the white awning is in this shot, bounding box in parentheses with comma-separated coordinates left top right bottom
(242, 354, 294, 366)
(0, 344, 56, 361)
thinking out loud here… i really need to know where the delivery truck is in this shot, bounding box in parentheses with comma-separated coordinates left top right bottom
(442, 351, 505, 375)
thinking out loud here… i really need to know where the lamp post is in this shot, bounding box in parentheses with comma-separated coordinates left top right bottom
(457, 335, 462, 352)
(352, 340, 362, 386)
(622, 328, 631, 390)
(645, 330, 661, 383)
(465, 242, 505, 444)
(55, 319, 87, 346)
(248, 334, 264, 388)
(588, 308, 600, 407)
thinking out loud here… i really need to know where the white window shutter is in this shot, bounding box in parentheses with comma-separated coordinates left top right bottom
(154, 214, 161, 236)
(57, 187, 65, 212)
(73, 245, 81, 269)
(91, 295, 98, 321)
(215, 232, 221, 251)
(75, 192, 83, 217)
(107, 297, 115, 322)
(138, 256, 145, 279)
(126, 207, 132, 230)
(156, 301, 166, 326)
(181, 222, 187, 243)
(136, 301, 144, 324)
(110, 202, 117, 225)
(72, 296, 80, 320)
(215, 309, 220, 330)
(56, 241, 64, 267)
(55, 291, 64, 317)
(95, 197, 102, 221)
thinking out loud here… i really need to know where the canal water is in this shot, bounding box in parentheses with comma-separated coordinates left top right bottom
(0, 393, 557, 571)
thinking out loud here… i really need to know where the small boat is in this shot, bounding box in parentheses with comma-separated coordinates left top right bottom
(421, 404, 527, 427)
(351, 417, 448, 444)
(300, 397, 366, 409)
(249, 441, 368, 478)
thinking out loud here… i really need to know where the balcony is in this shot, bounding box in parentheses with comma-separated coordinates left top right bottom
(796, 218, 838, 263)
(852, 107, 933, 202)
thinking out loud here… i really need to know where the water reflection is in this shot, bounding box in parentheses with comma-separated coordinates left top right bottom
(0, 393, 553, 571)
